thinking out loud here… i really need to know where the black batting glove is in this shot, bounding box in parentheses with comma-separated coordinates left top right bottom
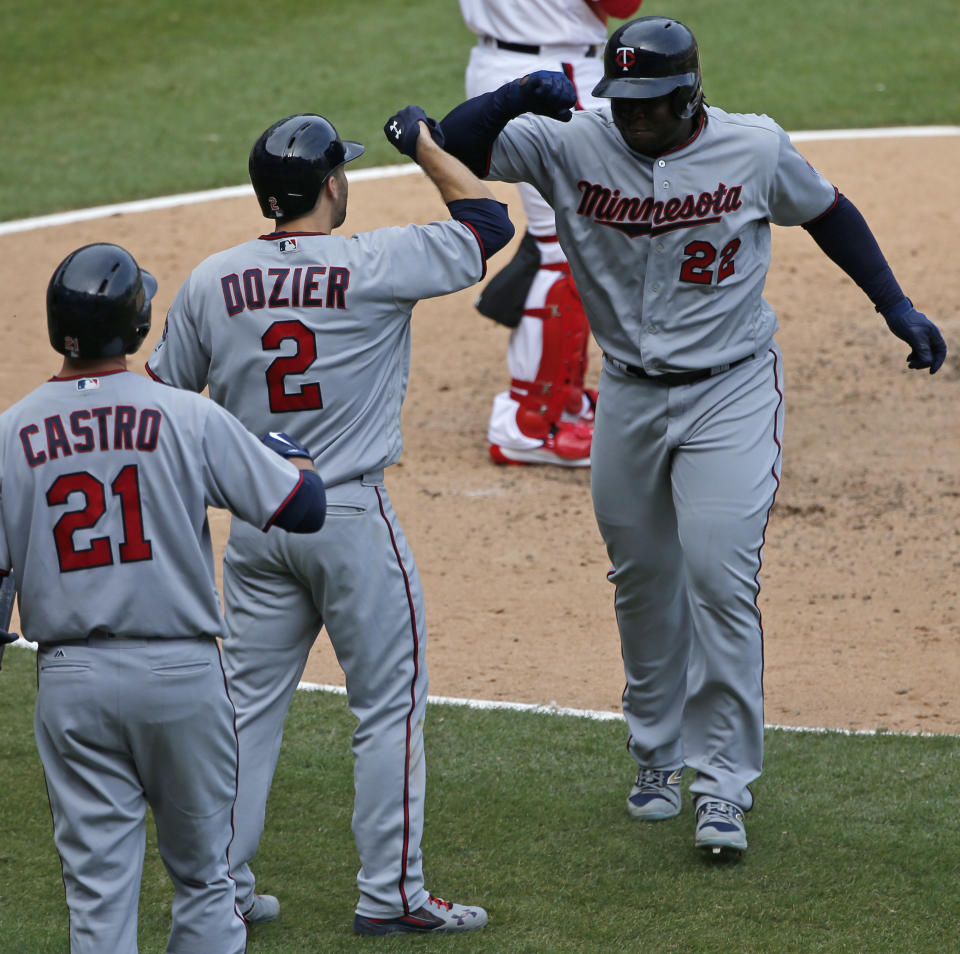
(498, 70, 577, 122)
(384, 105, 445, 160)
(261, 431, 313, 459)
(882, 298, 947, 374)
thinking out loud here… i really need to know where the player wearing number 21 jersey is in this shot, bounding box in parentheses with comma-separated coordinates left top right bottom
(0, 242, 325, 954)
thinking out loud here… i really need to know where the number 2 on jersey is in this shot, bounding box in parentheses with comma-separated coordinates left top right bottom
(679, 239, 742, 285)
(262, 320, 323, 412)
(47, 464, 152, 572)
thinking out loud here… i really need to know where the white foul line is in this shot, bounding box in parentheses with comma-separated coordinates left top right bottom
(1, 125, 958, 238)
(4, 640, 954, 737)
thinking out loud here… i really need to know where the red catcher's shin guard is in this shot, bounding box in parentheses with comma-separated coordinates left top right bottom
(510, 269, 591, 439)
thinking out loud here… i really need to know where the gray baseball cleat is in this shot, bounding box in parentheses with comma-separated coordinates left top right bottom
(241, 893, 280, 924)
(627, 766, 683, 820)
(695, 798, 747, 855)
(353, 893, 488, 935)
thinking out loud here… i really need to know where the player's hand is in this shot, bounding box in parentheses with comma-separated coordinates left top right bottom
(882, 299, 947, 374)
(501, 71, 576, 122)
(260, 431, 313, 460)
(384, 106, 445, 160)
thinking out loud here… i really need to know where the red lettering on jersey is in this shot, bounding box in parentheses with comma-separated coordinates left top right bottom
(575, 179, 744, 238)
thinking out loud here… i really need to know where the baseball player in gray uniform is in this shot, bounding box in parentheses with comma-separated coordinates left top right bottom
(147, 110, 512, 932)
(432, 16, 947, 855)
(0, 243, 326, 954)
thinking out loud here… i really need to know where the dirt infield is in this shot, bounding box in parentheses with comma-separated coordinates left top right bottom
(3, 134, 958, 734)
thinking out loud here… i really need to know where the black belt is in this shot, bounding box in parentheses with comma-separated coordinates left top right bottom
(605, 353, 756, 386)
(488, 38, 600, 57)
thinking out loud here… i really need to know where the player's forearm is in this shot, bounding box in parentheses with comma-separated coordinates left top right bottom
(803, 193, 907, 316)
(416, 132, 496, 203)
(438, 90, 513, 176)
(271, 471, 326, 533)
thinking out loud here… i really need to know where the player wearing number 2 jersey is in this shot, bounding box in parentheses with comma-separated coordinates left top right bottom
(0, 243, 325, 954)
(147, 111, 512, 933)
(435, 17, 946, 855)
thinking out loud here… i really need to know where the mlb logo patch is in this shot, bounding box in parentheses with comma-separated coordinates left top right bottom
(76, 377, 100, 391)
(278, 238, 299, 253)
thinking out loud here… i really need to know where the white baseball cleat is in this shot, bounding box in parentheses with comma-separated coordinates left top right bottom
(353, 893, 488, 935)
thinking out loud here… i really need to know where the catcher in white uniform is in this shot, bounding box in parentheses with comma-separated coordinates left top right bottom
(460, 0, 643, 466)
(148, 110, 512, 933)
(432, 16, 947, 855)
(0, 243, 325, 954)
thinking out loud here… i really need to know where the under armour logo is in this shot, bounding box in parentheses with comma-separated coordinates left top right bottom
(389, 120, 401, 140)
(616, 46, 636, 70)
(54, 649, 65, 657)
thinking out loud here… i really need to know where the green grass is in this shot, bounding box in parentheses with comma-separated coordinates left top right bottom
(2, 0, 958, 221)
(2, 645, 958, 954)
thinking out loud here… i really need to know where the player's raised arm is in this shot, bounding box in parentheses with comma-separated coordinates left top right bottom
(434, 72, 577, 176)
(383, 105, 514, 258)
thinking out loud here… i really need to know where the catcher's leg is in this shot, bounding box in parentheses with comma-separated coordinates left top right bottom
(487, 259, 594, 467)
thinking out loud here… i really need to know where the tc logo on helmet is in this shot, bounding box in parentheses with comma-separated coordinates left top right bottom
(616, 46, 636, 71)
(268, 196, 281, 213)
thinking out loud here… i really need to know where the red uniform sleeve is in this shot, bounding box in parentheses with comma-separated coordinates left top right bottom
(589, 0, 643, 20)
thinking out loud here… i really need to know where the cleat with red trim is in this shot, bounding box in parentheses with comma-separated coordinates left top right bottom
(489, 420, 592, 467)
(353, 893, 488, 935)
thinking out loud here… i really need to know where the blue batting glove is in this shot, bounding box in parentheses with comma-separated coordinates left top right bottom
(882, 298, 947, 374)
(261, 431, 313, 459)
(501, 71, 577, 122)
(384, 105, 445, 160)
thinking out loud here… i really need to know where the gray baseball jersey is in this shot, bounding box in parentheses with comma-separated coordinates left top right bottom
(482, 104, 837, 814)
(148, 222, 484, 487)
(146, 219, 489, 918)
(0, 368, 303, 954)
(488, 105, 837, 371)
(0, 370, 302, 642)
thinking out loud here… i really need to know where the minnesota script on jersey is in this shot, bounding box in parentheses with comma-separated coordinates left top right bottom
(148, 221, 485, 487)
(488, 105, 837, 373)
(0, 371, 302, 642)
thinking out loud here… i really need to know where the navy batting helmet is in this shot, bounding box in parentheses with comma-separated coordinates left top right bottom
(593, 17, 703, 119)
(249, 113, 365, 220)
(47, 243, 156, 359)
